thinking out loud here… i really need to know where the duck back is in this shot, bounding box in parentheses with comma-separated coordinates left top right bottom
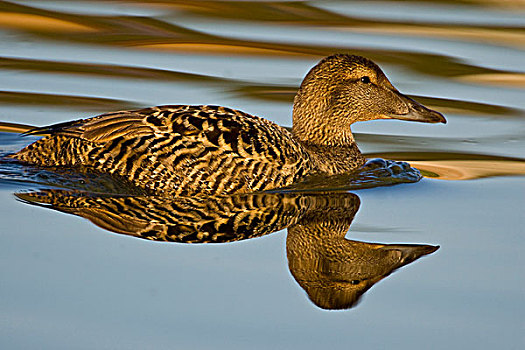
(13, 105, 315, 196)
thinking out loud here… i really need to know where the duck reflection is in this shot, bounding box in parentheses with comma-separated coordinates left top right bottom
(285, 196, 438, 309)
(16, 189, 438, 310)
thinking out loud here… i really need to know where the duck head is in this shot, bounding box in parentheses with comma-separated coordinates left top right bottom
(292, 54, 446, 146)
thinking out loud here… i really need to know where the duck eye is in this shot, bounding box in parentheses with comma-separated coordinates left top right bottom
(350, 280, 360, 285)
(360, 76, 371, 84)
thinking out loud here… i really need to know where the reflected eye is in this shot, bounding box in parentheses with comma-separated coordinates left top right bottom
(350, 280, 360, 285)
(360, 76, 371, 84)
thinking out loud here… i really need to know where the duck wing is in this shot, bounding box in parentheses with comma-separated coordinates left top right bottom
(15, 105, 313, 195)
(24, 105, 212, 142)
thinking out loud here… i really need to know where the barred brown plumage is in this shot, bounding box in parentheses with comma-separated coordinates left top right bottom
(12, 54, 445, 195)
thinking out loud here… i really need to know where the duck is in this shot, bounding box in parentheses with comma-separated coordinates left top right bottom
(12, 54, 446, 196)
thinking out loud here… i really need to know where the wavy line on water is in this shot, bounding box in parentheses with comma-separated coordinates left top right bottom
(132, 1, 525, 48)
(0, 91, 138, 111)
(1, 0, 523, 83)
(0, 57, 229, 84)
(0, 122, 34, 134)
(0, 11, 95, 33)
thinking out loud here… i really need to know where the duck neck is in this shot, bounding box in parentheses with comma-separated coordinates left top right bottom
(293, 121, 356, 146)
(292, 97, 366, 174)
(292, 80, 359, 146)
(299, 141, 366, 175)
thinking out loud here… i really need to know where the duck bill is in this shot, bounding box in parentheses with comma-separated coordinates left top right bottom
(382, 244, 440, 265)
(386, 93, 447, 124)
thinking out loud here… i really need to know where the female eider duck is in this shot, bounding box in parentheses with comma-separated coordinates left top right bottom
(12, 54, 445, 196)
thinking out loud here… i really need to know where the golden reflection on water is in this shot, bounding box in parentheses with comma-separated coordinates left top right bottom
(15, 189, 438, 310)
(0, 91, 135, 111)
(0, 0, 523, 84)
(0, 11, 95, 32)
(137, 43, 311, 57)
(411, 159, 525, 180)
(0, 122, 35, 134)
(459, 73, 525, 88)
(346, 25, 525, 48)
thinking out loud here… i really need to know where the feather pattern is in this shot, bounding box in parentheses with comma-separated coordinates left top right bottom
(14, 105, 317, 195)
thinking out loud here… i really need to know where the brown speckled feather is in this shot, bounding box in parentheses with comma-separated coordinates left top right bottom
(14, 105, 316, 195)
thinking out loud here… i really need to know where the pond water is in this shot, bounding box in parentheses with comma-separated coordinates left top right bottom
(0, 1, 524, 349)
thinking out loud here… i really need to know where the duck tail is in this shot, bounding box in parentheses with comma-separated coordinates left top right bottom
(20, 118, 87, 136)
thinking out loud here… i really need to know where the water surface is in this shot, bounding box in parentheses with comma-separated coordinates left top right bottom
(0, 1, 524, 349)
